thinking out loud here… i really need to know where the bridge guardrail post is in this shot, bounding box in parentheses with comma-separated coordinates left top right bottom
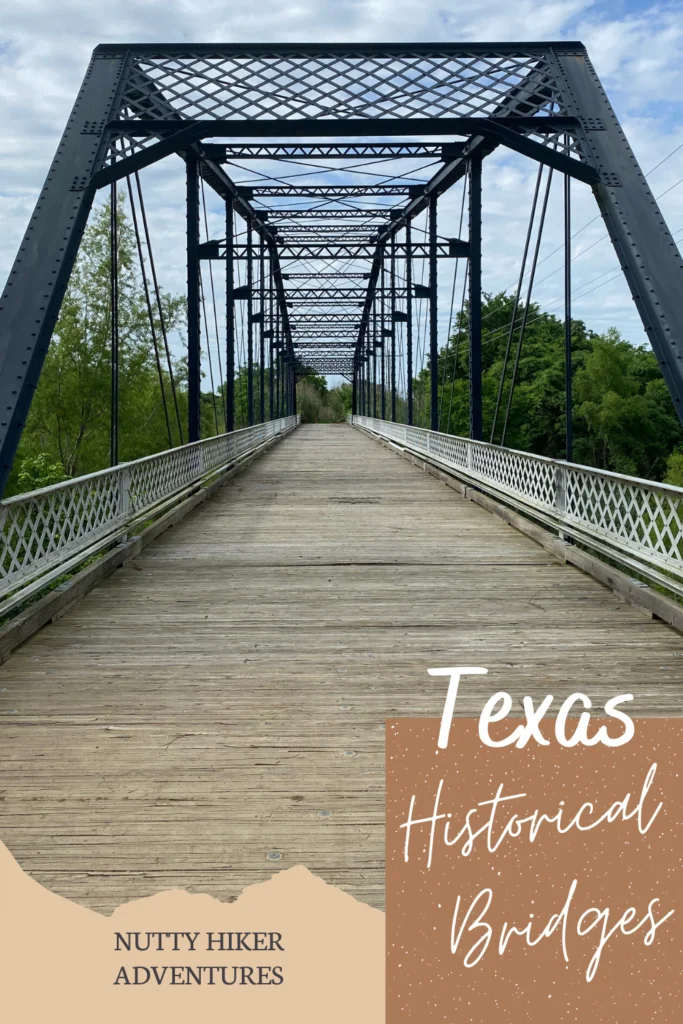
(554, 463, 568, 539)
(118, 465, 132, 544)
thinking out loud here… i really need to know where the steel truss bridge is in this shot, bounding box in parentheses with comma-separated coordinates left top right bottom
(2, 42, 683, 911)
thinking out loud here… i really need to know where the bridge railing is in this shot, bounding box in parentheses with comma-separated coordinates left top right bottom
(352, 415, 683, 598)
(0, 416, 299, 614)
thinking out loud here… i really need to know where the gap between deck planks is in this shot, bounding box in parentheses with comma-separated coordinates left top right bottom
(1, 423, 683, 912)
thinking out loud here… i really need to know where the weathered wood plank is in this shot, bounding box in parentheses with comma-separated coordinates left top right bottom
(1, 423, 682, 913)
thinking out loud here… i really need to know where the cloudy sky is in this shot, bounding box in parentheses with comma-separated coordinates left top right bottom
(1, 0, 682, 381)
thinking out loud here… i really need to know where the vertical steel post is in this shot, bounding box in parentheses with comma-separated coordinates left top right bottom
(277, 348, 281, 418)
(406, 217, 413, 426)
(282, 351, 286, 418)
(269, 258, 274, 421)
(429, 193, 439, 432)
(276, 312, 282, 418)
(225, 196, 235, 433)
(391, 233, 397, 422)
(363, 357, 368, 415)
(380, 251, 386, 419)
(564, 169, 573, 462)
(288, 356, 293, 417)
(290, 358, 295, 416)
(361, 355, 365, 415)
(246, 215, 254, 426)
(186, 150, 201, 443)
(259, 236, 265, 423)
(282, 353, 287, 417)
(110, 183, 119, 466)
(352, 354, 358, 416)
(292, 358, 297, 416)
(468, 153, 483, 441)
(373, 295, 378, 418)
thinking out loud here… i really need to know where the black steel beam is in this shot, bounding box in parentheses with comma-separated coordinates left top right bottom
(245, 184, 415, 197)
(225, 194, 235, 431)
(300, 361, 354, 369)
(284, 289, 406, 300)
(186, 150, 201, 441)
(278, 225, 391, 234)
(406, 216, 413, 424)
(283, 273, 370, 278)
(268, 257, 275, 420)
(202, 142, 449, 160)
(96, 42, 586, 56)
(0, 52, 131, 495)
(429, 192, 438, 431)
(102, 120, 595, 188)
(375, 133, 496, 249)
(390, 234, 397, 421)
(380, 258, 386, 419)
(247, 215, 254, 425)
(482, 121, 599, 184)
(469, 153, 483, 441)
(551, 48, 683, 425)
(259, 235, 265, 423)
(202, 241, 460, 260)
(265, 210, 399, 220)
(93, 122, 204, 188)
(108, 116, 578, 138)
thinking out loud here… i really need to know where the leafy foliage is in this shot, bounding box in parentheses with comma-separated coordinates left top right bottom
(298, 379, 351, 423)
(411, 293, 683, 481)
(6, 195, 187, 496)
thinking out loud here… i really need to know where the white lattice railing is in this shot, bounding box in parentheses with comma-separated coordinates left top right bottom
(353, 415, 683, 597)
(0, 416, 299, 613)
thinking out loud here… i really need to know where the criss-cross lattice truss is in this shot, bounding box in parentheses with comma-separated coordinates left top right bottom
(119, 48, 563, 121)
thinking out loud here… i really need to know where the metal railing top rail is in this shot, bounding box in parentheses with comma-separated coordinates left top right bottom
(1, 416, 299, 614)
(352, 415, 683, 599)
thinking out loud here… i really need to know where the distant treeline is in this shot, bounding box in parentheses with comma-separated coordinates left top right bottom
(7, 198, 683, 496)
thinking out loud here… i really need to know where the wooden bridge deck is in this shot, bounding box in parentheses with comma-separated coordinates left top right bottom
(1, 423, 683, 912)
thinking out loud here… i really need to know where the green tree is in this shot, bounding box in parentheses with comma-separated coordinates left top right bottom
(418, 293, 683, 481)
(6, 195, 186, 494)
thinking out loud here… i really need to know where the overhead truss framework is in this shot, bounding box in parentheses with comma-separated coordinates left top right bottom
(1, 41, 683, 494)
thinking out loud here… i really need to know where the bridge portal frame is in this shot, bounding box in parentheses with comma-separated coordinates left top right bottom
(1, 41, 683, 495)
